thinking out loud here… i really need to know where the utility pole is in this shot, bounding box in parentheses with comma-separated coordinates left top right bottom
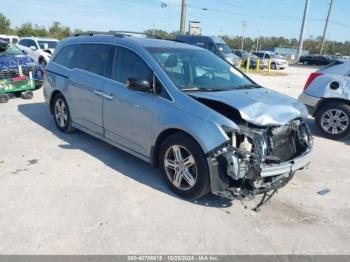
(180, 0, 187, 34)
(297, 0, 310, 61)
(240, 21, 246, 50)
(320, 0, 334, 54)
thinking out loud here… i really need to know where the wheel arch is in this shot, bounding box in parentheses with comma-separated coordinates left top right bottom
(49, 90, 65, 115)
(150, 128, 206, 168)
(314, 97, 350, 116)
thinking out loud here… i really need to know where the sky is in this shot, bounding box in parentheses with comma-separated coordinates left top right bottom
(1, 0, 350, 41)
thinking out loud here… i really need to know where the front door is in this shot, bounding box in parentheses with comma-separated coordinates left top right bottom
(103, 46, 157, 157)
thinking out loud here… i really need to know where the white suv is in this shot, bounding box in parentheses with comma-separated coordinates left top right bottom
(17, 37, 58, 67)
(253, 51, 289, 70)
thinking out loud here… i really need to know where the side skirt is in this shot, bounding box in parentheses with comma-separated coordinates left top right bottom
(72, 122, 151, 164)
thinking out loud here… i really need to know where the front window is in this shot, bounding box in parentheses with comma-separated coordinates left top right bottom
(215, 43, 231, 54)
(112, 47, 152, 84)
(0, 42, 23, 56)
(148, 47, 256, 92)
(38, 40, 57, 50)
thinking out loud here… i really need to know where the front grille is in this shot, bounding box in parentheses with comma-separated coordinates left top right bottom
(269, 125, 297, 162)
(0, 66, 37, 80)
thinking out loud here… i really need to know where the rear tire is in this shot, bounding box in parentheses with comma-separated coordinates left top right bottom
(315, 102, 350, 139)
(159, 133, 210, 199)
(52, 93, 75, 133)
(0, 93, 9, 103)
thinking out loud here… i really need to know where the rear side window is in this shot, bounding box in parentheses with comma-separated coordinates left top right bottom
(112, 47, 152, 84)
(53, 45, 79, 69)
(76, 44, 114, 77)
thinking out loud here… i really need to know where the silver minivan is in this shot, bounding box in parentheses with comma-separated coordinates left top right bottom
(43, 32, 312, 200)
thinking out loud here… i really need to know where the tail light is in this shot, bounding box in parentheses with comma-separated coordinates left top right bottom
(304, 72, 323, 91)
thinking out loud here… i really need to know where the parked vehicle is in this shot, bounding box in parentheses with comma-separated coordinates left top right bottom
(44, 32, 312, 200)
(299, 60, 350, 139)
(0, 34, 19, 44)
(0, 39, 43, 98)
(17, 37, 58, 67)
(252, 51, 288, 70)
(299, 55, 334, 66)
(175, 35, 240, 67)
(232, 49, 265, 69)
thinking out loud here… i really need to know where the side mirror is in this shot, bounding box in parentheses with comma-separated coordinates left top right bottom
(30, 46, 37, 51)
(126, 78, 152, 92)
(22, 49, 28, 55)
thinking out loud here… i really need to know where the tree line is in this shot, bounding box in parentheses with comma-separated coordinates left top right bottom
(0, 13, 82, 39)
(144, 29, 350, 56)
(1, 13, 349, 55)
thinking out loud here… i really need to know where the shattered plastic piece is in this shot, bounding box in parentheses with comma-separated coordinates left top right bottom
(317, 188, 330, 195)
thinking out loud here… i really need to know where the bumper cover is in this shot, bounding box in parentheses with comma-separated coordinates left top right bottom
(298, 93, 321, 115)
(260, 148, 312, 177)
(208, 147, 312, 199)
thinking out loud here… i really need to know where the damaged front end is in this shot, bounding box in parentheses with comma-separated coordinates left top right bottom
(207, 118, 313, 200)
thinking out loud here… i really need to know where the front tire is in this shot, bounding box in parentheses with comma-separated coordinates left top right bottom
(315, 102, 350, 139)
(159, 133, 210, 199)
(271, 62, 277, 70)
(52, 93, 75, 133)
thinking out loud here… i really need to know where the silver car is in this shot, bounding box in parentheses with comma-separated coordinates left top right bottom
(299, 59, 350, 139)
(43, 32, 313, 200)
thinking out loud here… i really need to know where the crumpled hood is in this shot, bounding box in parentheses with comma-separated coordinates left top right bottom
(190, 88, 308, 126)
(0, 55, 37, 70)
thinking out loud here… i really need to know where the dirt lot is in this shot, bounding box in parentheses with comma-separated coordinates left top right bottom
(0, 65, 349, 254)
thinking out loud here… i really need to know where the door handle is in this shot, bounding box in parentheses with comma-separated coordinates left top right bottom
(102, 92, 114, 100)
(94, 89, 103, 96)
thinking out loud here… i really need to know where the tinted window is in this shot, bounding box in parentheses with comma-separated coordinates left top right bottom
(19, 39, 29, 47)
(113, 47, 152, 84)
(254, 52, 264, 58)
(76, 44, 114, 77)
(27, 39, 37, 48)
(234, 51, 241, 57)
(53, 45, 79, 69)
(265, 53, 271, 59)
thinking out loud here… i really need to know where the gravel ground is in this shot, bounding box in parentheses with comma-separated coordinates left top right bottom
(0, 65, 349, 254)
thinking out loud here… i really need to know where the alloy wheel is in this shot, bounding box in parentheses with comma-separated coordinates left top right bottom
(321, 108, 349, 135)
(54, 98, 68, 128)
(164, 145, 197, 190)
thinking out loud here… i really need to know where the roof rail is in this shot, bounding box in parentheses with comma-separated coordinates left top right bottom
(72, 30, 163, 39)
(108, 31, 163, 39)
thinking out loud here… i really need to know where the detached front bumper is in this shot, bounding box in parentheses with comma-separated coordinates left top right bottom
(208, 143, 312, 199)
(260, 148, 312, 177)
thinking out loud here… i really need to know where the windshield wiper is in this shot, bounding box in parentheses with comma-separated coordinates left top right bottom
(181, 87, 227, 92)
(235, 84, 261, 89)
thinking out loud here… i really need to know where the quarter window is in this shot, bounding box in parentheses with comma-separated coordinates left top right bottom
(76, 44, 114, 77)
(53, 45, 79, 69)
(112, 47, 152, 84)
